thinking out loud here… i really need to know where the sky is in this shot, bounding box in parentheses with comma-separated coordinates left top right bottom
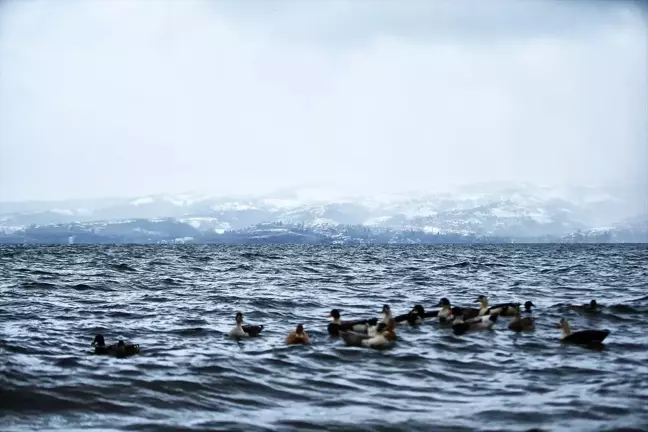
(0, 0, 646, 202)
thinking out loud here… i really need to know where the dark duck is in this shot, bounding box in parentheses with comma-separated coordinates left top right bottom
(523, 301, 535, 313)
(327, 309, 378, 336)
(508, 310, 535, 332)
(555, 318, 610, 347)
(92, 335, 140, 357)
(229, 312, 264, 338)
(568, 300, 600, 313)
(393, 304, 430, 326)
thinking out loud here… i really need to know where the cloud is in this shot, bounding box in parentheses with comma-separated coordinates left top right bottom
(0, 0, 646, 201)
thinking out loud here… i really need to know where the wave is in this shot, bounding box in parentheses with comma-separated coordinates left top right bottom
(1, 244, 646, 432)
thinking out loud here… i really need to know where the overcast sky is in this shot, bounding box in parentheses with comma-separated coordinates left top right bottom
(0, 0, 646, 202)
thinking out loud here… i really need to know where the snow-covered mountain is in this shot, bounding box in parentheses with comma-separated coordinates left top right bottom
(0, 183, 646, 241)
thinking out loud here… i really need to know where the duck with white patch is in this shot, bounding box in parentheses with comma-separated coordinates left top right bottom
(451, 313, 499, 336)
(228, 312, 264, 338)
(380, 304, 396, 331)
(474, 295, 518, 317)
(486, 299, 523, 317)
(393, 304, 428, 326)
(327, 309, 378, 336)
(555, 318, 610, 346)
(434, 298, 463, 324)
(339, 322, 397, 349)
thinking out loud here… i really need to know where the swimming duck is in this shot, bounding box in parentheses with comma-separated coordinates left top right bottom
(92, 334, 140, 357)
(451, 314, 499, 336)
(523, 301, 535, 313)
(394, 304, 427, 326)
(555, 318, 610, 346)
(228, 312, 264, 338)
(487, 301, 522, 317)
(327, 309, 378, 336)
(286, 324, 310, 345)
(339, 322, 397, 349)
(476, 295, 519, 317)
(568, 300, 599, 313)
(508, 311, 535, 332)
(435, 298, 461, 324)
(380, 304, 396, 331)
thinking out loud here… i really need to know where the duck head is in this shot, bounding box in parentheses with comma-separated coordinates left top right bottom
(589, 300, 598, 310)
(235, 312, 244, 325)
(92, 334, 106, 347)
(435, 298, 451, 308)
(477, 295, 489, 309)
(295, 324, 305, 335)
(381, 304, 392, 318)
(328, 309, 341, 323)
(366, 317, 379, 326)
(524, 301, 535, 312)
(409, 304, 425, 316)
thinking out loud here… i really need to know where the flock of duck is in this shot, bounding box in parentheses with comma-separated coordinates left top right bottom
(91, 297, 610, 357)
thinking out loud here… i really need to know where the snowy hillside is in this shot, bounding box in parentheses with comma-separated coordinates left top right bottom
(0, 183, 645, 240)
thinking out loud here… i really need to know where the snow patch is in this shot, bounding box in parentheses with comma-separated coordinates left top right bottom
(423, 226, 442, 234)
(310, 218, 338, 226)
(211, 202, 255, 211)
(50, 208, 74, 215)
(130, 197, 154, 206)
(491, 208, 518, 218)
(363, 216, 393, 226)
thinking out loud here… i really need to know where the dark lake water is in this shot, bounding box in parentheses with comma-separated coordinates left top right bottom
(1, 244, 648, 432)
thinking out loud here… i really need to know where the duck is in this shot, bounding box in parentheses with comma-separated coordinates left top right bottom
(523, 301, 535, 313)
(286, 324, 311, 345)
(327, 309, 378, 336)
(508, 311, 535, 332)
(92, 334, 140, 357)
(568, 299, 599, 313)
(380, 304, 396, 331)
(434, 298, 463, 324)
(451, 313, 499, 335)
(555, 318, 610, 346)
(228, 312, 264, 338)
(339, 322, 397, 349)
(394, 304, 427, 326)
(476, 295, 520, 317)
(438, 298, 481, 320)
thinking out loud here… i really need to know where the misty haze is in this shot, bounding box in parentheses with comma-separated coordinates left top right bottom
(2, 2, 648, 432)
(0, 0, 646, 244)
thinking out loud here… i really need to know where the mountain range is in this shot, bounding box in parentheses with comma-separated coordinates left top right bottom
(0, 183, 646, 244)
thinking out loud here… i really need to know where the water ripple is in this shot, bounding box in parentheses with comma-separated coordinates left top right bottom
(1, 244, 648, 431)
